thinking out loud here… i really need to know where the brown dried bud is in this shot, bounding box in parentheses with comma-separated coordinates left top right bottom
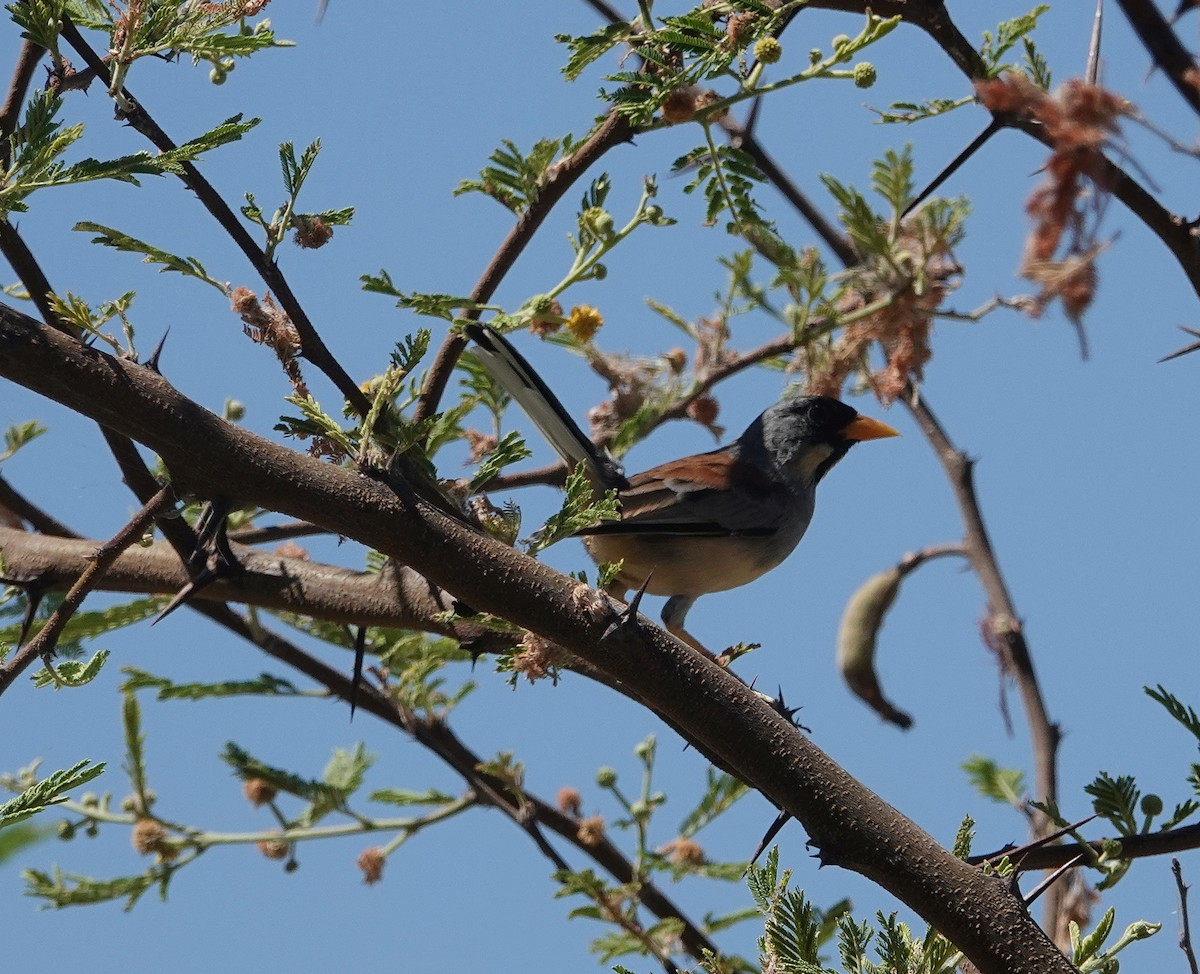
(131, 818, 169, 857)
(556, 786, 583, 817)
(576, 814, 605, 847)
(257, 837, 290, 860)
(661, 88, 697, 124)
(357, 846, 386, 885)
(292, 216, 333, 250)
(660, 837, 705, 866)
(243, 777, 278, 807)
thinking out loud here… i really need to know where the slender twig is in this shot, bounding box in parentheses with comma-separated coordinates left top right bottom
(1116, 0, 1200, 118)
(0, 38, 45, 154)
(1175, 858, 1200, 974)
(0, 476, 81, 537)
(0, 486, 174, 698)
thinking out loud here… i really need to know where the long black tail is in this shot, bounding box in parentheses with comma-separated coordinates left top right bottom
(464, 323, 626, 488)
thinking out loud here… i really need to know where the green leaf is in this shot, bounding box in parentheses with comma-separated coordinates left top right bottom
(1146, 684, 1200, 741)
(979, 4, 1051, 77)
(31, 648, 110, 688)
(1086, 772, 1140, 835)
(525, 466, 620, 556)
(221, 742, 349, 820)
(1, 419, 47, 461)
(321, 743, 374, 797)
(368, 788, 457, 807)
(73, 222, 228, 293)
(0, 760, 106, 829)
(962, 755, 1027, 808)
(454, 135, 577, 214)
(23, 865, 158, 911)
(469, 430, 532, 491)
(120, 667, 303, 701)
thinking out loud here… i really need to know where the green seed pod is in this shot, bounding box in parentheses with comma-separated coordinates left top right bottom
(836, 566, 913, 729)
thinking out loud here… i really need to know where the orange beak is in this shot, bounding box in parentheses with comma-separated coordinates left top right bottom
(841, 414, 900, 442)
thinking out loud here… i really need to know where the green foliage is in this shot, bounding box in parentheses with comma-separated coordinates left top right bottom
(360, 272, 493, 322)
(978, 5, 1051, 78)
(221, 742, 370, 824)
(23, 865, 161, 911)
(0, 760, 106, 829)
(874, 96, 974, 125)
(275, 393, 356, 457)
(73, 222, 229, 294)
(525, 466, 621, 556)
(240, 140, 352, 260)
(368, 788, 457, 808)
(1070, 906, 1160, 973)
(877, 6, 1049, 123)
(31, 648, 109, 689)
(675, 144, 769, 232)
(1, 93, 259, 214)
(0, 822, 50, 864)
(120, 667, 305, 701)
(469, 430, 532, 491)
(962, 755, 1027, 809)
(0, 597, 165, 660)
(455, 135, 579, 214)
(0, 419, 47, 462)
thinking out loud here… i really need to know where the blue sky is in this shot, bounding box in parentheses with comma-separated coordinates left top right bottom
(3, 2, 1199, 971)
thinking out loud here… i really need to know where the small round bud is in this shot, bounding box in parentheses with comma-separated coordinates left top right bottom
(754, 37, 782, 64)
(84, 823, 99, 838)
(664, 347, 687, 373)
(131, 818, 168, 857)
(853, 62, 877, 89)
(644, 204, 664, 223)
(257, 837, 290, 860)
(595, 766, 618, 788)
(1141, 794, 1164, 816)
(634, 738, 655, 760)
(576, 814, 605, 846)
(224, 399, 246, 421)
(243, 777, 278, 808)
(809, 48, 823, 64)
(79, 792, 99, 809)
(357, 846, 386, 884)
(832, 34, 852, 50)
(209, 66, 227, 85)
(590, 262, 608, 281)
(57, 820, 76, 840)
(630, 800, 649, 819)
(556, 786, 583, 816)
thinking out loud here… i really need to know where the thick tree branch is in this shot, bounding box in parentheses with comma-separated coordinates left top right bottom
(0, 303, 1075, 974)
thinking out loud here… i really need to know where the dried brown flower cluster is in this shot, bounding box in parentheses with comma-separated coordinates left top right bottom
(804, 224, 959, 404)
(977, 75, 1129, 327)
(231, 286, 309, 398)
(509, 631, 570, 683)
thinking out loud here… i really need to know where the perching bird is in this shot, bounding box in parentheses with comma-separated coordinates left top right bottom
(465, 323, 898, 655)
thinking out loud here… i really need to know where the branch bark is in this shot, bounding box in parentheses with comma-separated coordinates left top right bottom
(0, 301, 1076, 974)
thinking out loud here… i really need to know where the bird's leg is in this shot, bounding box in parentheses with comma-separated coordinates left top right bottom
(661, 595, 726, 665)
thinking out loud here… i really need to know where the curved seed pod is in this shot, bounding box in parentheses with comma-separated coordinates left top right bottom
(837, 565, 913, 730)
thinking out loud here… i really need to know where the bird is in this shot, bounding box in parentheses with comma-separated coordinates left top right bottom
(464, 322, 898, 657)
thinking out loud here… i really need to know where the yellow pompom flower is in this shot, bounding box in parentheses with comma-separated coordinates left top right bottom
(567, 304, 604, 342)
